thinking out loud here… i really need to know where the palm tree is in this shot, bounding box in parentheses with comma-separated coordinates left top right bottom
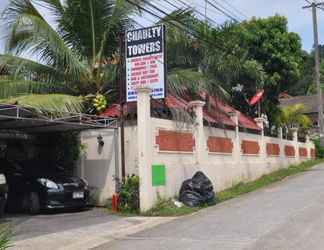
(0, 0, 145, 115)
(275, 104, 311, 130)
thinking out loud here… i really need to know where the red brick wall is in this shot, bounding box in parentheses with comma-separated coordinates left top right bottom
(241, 140, 260, 155)
(155, 130, 195, 152)
(285, 145, 295, 157)
(299, 147, 308, 158)
(207, 137, 233, 153)
(311, 148, 316, 159)
(266, 143, 280, 156)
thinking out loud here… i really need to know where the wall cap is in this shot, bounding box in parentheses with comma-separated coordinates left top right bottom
(254, 117, 266, 123)
(189, 100, 205, 108)
(135, 86, 152, 94)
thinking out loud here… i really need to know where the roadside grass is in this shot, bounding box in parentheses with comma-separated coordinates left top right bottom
(217, 159, 324, 202)
(108, 159, 324, 217)
(141, 198, 201, 217)
(0, 226, 12, 250)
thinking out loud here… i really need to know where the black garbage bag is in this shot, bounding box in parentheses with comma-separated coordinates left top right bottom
(179, 171, 215, 207)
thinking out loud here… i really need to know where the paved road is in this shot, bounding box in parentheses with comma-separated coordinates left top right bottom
(94, 163, 324, 250)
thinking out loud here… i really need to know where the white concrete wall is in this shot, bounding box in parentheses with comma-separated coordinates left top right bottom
(123, 117, 315, 209)
(78, 129, 119, 206)
(77, 119, 315, 209)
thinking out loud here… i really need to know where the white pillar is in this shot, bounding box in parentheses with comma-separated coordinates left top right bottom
(291, 128, 298, 142)
(291, 128, 299, 161)
(254, 117, 266, 158)
(306, 134, 311, 159)
(189, 101, 206, 165)
(229, 111, 240, 161)
(278, 127, 283, 140)
(254, 117, 265, 137)
(136, 87, 153, 212)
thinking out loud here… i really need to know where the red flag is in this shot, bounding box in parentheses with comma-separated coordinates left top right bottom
(249, 90, 264, 106)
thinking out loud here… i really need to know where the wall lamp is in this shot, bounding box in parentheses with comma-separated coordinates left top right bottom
(97, 134, 104, 147)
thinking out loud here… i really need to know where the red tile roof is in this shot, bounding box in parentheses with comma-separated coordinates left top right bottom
(101, 94, 261, 131)
(200, 93, 261, 131)
(100, 104, 121, 118)
(165, 95, 188, 109)
(203, 111, 236, 127)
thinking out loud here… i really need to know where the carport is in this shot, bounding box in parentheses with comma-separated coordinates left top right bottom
(0, 103, 119, 213)
(0, 104, 117, 133)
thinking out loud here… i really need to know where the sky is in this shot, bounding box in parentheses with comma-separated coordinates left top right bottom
(0, 0, 323, 53)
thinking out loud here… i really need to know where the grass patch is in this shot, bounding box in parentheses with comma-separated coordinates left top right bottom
(217, 159, 324, 202)
(0, 226, 12, 250)
(142, 198, 201, 217)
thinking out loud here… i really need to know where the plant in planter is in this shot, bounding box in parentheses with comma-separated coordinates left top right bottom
(117, 175, 139, 213)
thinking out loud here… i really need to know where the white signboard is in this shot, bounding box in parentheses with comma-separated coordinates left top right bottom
(125, 25, 165, 102)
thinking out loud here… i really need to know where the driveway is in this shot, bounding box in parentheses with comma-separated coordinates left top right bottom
(1, 208, 118, 241)
(94, 163, 324, 250)
(0, 208, 173, 250)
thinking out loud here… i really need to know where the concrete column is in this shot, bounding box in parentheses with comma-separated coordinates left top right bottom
(254, 117, 266, 159)
(278, 127, 283, 140)
(229, 111, 240, 161)
(305, 134, 311, 159)
(136, 87, 153, 212)
(277, 127, 285, 162)
(277, 127, 283, 160)
(189, 101, 206, 165)
(291, 128, 299, 161)
(254, 117, 265, 136)
(291, 128, 298, 142)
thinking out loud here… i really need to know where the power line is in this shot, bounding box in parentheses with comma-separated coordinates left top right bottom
(125, 0, 235, 54)
(172, 0, 220, 26)
(151, 0, 174, 13)
(161, 0, 180, 10)
(205, 0, 239, 22)
(209, 0, 243, 21)
(218, 0, 248, 19)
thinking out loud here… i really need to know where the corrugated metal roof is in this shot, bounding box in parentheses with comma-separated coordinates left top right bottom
(0, 104, 117, 133)
(280, 94, 322, 114)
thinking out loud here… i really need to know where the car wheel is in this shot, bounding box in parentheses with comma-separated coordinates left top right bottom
(24, 192, 40, 214)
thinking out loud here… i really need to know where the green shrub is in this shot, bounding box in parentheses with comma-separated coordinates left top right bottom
(117, 175, 139, 213)
(313, 138, 324, 158)
(0, 227, 12, 250)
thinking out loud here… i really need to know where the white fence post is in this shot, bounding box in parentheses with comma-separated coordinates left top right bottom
(255, 117, 266, 159)
(291, 128, 299, 161)
(278, 127, 283, 140)
(189, 101, 206, 165)
(229, 111, 240, 161)
(278, 127, 285, 161)
(136, 87, 153, 212)
(306, 134, 311, 159)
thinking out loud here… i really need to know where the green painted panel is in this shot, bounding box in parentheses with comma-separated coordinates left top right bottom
(152, 164, 166, 186)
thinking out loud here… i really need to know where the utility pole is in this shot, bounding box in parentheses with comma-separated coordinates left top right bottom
(118, 33, 126, 182)
(205, 0, 208, 23)
(303, 1, 324, 145)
